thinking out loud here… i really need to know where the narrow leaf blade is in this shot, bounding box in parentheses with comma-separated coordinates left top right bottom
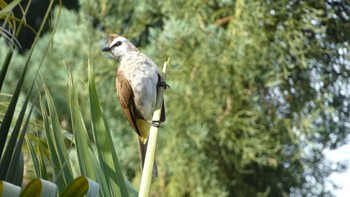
(44, 85, 74, 184)
(68, 66, 95, 179)
(88, 60, 128, 197)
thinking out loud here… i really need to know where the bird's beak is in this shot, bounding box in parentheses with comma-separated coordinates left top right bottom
(102, 47, 111, 52)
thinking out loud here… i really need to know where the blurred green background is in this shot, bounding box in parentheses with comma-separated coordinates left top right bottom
(1, 0, 350, 196)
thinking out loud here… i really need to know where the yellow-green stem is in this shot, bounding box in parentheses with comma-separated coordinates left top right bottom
(138, 59, 169, 197)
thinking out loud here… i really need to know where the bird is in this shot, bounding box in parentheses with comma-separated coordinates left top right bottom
(102, 34, 166, 177)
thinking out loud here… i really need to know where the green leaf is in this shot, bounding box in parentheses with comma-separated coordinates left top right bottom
(125, 180, 138, 197)
(0, 67, 36, 184)
(0, 50, 13, 91)
(68, 66, 95, 180)
(0, 0, 21, 16)
(0, 180, 21, 197)
(88, 59, 129, 197)
(26, 134, 49, 180)
(20, 179, 57, 197)
(89, 154, 113, 197)
(60, 176, 99, 197)
(0, 0, 55, 164)
(40, 94, 67, 191)
(6, 105, 34, 186)
(26, 136, 41, 179)
(43, 85, 74, 184)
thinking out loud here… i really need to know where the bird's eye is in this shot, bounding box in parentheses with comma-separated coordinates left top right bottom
(113, 41, 122, 47)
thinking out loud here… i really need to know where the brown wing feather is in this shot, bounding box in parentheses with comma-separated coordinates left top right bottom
(116, 72, 143, 137)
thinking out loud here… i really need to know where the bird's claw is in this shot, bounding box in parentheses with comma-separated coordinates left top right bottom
(158, 81, 170, 89)
(148, 120, 162, 128)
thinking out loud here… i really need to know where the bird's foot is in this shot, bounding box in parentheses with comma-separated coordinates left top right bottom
(157, 81, 170, 89)
(148, 120, 162, 128)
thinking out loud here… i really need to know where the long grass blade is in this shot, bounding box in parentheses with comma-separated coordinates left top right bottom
(0, 0, 55, 160)
(68, 66, 95, 180)
(26, 134, 49, 179)
(6, 105, 34, 185)
(40, 95, 66, 191)
(26, 135, 41, 178)
(90, 152, 112, 197)
(0, 74, 36, 183)
(88, 60, 128, 197)
(25, 0, 63, 182)
(0, 50, 13, 91)
(43, 84, 74, 184)
(38, 144, 49, 180)
(11, 151, 24, 187)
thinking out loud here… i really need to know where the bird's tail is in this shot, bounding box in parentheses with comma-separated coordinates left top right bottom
(138, 138, 158, 177)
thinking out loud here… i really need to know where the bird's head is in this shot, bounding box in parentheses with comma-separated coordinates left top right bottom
(102, 34, 138, 60)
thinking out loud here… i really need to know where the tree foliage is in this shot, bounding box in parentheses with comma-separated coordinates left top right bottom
(1, 0, 350, 196)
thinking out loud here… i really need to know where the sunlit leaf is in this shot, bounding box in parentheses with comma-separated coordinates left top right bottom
(20, 179, 57, 197)
(60, 176, 99, 197)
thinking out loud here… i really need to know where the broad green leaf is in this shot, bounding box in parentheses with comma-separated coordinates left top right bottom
(0, 180, 20, 197)
(60, 176, 99, 197)
(20, 179, 57, 197)
(88, 60, 128, 197)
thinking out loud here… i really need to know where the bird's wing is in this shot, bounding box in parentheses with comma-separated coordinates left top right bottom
(116, 72, 143, 137)
(157, 74, 166, 122)
(160, 99, 166, 122)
